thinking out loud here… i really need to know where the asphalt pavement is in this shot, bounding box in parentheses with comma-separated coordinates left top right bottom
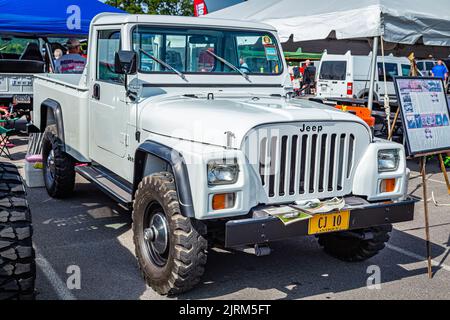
(6, 133, 450, 300)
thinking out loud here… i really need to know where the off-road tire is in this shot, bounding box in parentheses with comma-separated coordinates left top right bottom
(0, 162, 35, 300)
(318, 225, 392, 262)
(42, 125, 75, 198)
(133, 172, 208, 295)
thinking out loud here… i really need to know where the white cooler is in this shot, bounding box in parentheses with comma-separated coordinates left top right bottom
(24, 154, 45, 188)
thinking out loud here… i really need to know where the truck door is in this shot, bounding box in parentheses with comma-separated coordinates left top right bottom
(90, 29, 128, 160)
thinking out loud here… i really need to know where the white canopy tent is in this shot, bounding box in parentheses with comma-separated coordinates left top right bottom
(207, 0, 450, 45)
(207, 0, 450, 113)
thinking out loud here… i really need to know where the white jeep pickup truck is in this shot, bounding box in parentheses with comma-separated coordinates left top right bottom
(32, 14, 416, 295)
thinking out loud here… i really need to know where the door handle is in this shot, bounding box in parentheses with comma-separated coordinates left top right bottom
(93, 83, 100, 100)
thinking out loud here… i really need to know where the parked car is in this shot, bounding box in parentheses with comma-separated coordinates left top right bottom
(32, 14, 416, 295)
(316, 51, 411, 101)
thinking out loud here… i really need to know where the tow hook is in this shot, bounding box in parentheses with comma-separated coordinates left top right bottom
(254, 244, 271, 257)
(234, 244, 272, 256)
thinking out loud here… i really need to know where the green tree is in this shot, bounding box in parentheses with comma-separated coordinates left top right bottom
(106, 0, 193, 16)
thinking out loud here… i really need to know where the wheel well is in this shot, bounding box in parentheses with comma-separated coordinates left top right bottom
(143, 153, 173, 178)
(358, 89, 379, 101)
(133, 142, 195, 218)
(41, 106, 56, 130)
(40, 99, 65, 144)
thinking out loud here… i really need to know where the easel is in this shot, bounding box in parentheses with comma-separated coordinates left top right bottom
(389, 74, 450, 279)
(418, 151, 450, 278)
(388, 109, 450, 279)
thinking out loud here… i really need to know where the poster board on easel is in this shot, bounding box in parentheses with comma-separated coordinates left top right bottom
(394, 76, 450, 278)
(394, 77, 450, 157)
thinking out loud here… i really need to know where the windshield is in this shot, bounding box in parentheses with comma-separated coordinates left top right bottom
(132, 26, 283, 75)
(0, 36, 40, 58)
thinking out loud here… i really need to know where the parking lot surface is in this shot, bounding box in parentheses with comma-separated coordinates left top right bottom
(7, 134, 450, 300)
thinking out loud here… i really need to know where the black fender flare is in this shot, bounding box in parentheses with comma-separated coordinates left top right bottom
(40, 99, 65, 150)
(133, 141, 195, 218)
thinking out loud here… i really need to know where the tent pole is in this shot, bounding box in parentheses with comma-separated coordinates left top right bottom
(368, 36, 379, 112)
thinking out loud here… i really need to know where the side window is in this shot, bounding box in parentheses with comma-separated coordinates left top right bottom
(401, 64, 411, 76)
(417, 62, 424, 71)
(378, 62, 398, 81)
(426, 62, 435, 72)
(97, 30, 122, 83)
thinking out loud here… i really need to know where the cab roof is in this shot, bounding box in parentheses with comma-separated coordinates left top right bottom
(92, 13, 277, 32)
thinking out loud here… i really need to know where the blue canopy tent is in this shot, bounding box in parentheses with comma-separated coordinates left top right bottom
(0, 0, 123, 36)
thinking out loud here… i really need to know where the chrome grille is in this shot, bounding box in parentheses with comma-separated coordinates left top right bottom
(242, 122, 369, 203)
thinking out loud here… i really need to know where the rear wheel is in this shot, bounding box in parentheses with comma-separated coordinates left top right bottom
(42, 125, 75, 198)
(318, 225, 392, 262)
(133, 172, 208, 295)
(0, 162, 35, 300)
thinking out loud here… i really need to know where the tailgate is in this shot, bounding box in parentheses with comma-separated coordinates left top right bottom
(0, 74, 34, 95)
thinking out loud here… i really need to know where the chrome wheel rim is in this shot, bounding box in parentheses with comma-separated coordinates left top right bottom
(45, 149, 56, 185)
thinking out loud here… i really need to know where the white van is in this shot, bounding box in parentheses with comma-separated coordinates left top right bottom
(316, 51, 411, 101)
(416, 59, 436, 77)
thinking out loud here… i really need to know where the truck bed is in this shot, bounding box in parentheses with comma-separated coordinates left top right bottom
(33, 73, 90, 162)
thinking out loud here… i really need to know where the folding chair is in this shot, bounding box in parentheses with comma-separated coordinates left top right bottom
(0, 118, 18, 160)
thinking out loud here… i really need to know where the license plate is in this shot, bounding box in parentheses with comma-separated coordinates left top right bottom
(308, 210, 350, 235)
(13, 95, 31, 104)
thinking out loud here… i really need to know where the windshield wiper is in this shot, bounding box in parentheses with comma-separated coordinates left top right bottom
(205, 50, 251, 83)
(139, 49, 187, 82)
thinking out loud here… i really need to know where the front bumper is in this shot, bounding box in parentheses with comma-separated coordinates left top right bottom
(225, 196, 417, 248)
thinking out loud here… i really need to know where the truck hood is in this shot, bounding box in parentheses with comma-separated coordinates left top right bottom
(140, 96, 370, 149)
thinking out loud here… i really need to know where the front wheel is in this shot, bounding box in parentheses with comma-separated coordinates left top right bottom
(42, 125, 75, 198)
(132, 172, 208, 295)
(318, 225, 392, 262)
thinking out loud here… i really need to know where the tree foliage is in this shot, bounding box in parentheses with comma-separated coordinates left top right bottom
(105, 0, 194, 16)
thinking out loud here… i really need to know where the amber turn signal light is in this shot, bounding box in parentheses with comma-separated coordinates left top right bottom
(381, 179, 396, 193)
(212, 193, 236, 210)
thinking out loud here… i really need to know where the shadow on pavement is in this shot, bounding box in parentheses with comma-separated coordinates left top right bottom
(28, 182, 149, 300)
(178, 229, 447, 300)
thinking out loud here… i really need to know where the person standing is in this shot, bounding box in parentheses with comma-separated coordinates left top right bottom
(431, 59, 448, 82)
(57, 39, 86, 74)
(302, 60, 316, 95)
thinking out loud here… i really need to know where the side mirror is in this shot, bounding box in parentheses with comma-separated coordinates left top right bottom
(114, 50, 137, 75)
